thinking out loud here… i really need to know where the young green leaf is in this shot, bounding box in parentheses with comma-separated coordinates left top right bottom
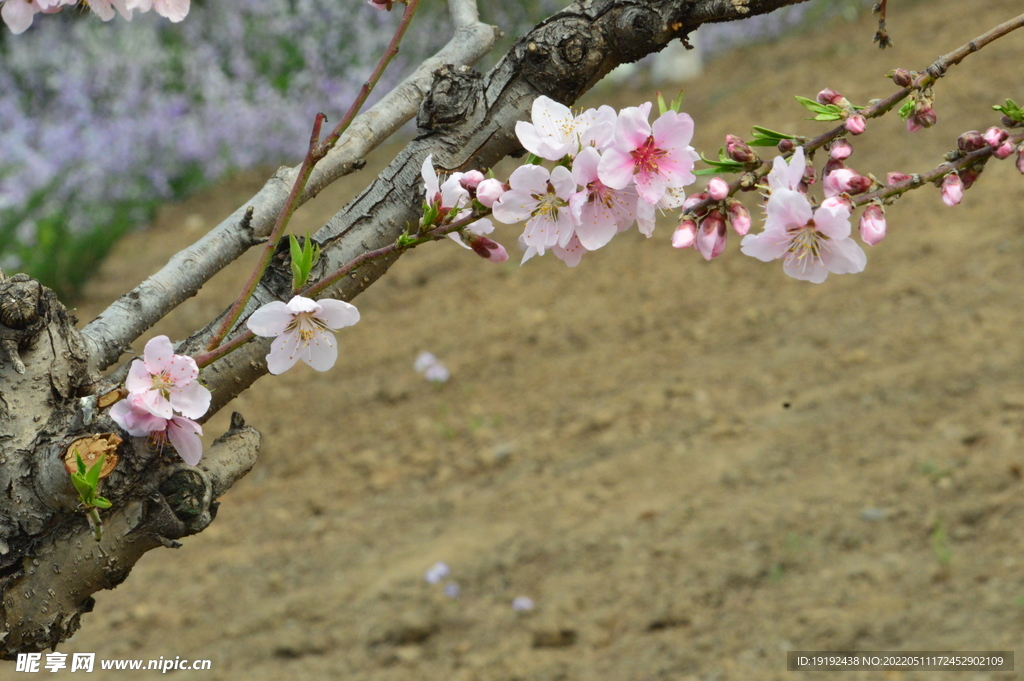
(92, 497, 112, 509)
(749, 126, 799, 147)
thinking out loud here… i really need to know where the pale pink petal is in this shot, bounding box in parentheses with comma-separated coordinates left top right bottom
(507, 164, 549, 193)
(812, 203, 852, 240)
(782, 254, 830, 283)
(421, 155, 440, 198)
(549, 165, 576, 199)
(531, 95, 572, 139)
(164, 354, 199, 387)
(613, 106, 653, 150)
(597, 147, 637, 190)
(765, 188, 813, 231)
(635, 198, 656, 237)
(139, 387, 173, 419)
(492, 189, 538, 224)
(286, 295, 321, 316)
(171, 380, 211, 420)
(266, 331, 303, 375)
(167, 416, 203, 466)
(316, 299, 360, 330)
(153, 0, 188, 21)
(125, 359, 152, 394)
(88, 0, 116, 20)
(246, 300, 294, 337)
(301, 330, 338, 372)
(740, 230, 790, 262)
(820, 237, 867, 275)
(142, 335, 174, 374)
(651, 110, 695, 150)
(552, 235, 586, 267)
(2, 0, 38, 34)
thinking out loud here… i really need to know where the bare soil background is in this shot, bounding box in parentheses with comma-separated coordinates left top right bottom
(57, 1, 1024, 678)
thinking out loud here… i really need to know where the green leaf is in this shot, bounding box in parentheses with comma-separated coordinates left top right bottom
(670, 91, 684, 114)
(75, 450, 87, 477)
(794, 95, 831, 115)
(657, 92, 668, 117)
(813, 112, 843, 122)
(92, 497, 112, 509)
(897, 99, 915, 121)
(85, 454, 105, 488)
(525, 153, 542, 166)
(289, 233, 303, 267)
(71, 475, 94, 503)
(993, 98, 1024, 123)
(696, 150, 745, 174)
(749, 126, 798, 147)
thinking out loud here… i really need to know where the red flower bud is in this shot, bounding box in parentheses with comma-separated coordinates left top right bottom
(726, 135, 757, 164)
(816, 88, 845, 106)
(957, 131, 986, 153)
(891, 68, 913, 87)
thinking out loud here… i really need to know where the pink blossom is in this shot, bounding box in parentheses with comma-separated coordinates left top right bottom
(859, 204, 887, 246)
(994, 142, 1014, 159)
(88, 0, 133, 20)
(941, 173, 963, 207)
(475, 179, 506, 208)
(844, 114, 866, 135)
(110, 393, 204, 466)
(823, 168, 871, 197)
(984, 127, 1009, 147)
(125, 336, 210, 420)
(466, 234, 509, 263)
(129, 0, 190, 22)
(568, 147, 637, 250)
(696, 211, 728, 261)
(726, 201, 751, 236)
(552, 234, 587, 268)
(740, 188, 866, 283)
(672, 219, 697, 249)
(707, 177, 729, 201)
(597, 105, 698, 205)
(246, 295, 360, 375)
(515, 96, 616, 161)
(421, 154, 469, 218)
(492, 164, 576, 255)
(766, 147, 806, 193)
(828, 139, 853, 161)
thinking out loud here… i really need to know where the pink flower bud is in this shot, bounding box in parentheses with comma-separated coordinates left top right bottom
(696, 211, 727, 261)
(777, 138, 796, 153)
(941, 173, 963, 207)
(682, 192, 709, 211)
(672, 219, 697, 249)
(844, 114, 866, 135)
(829, 139, 853, 161)
(475, 178, 506, 208)
(957, 131, 986, 153)
(460, 170, 485, 191)
(707, 177, 730, 201)
(816, 88, 845, 106)
(891, 68, 913, 87)
(467, 235, 508, 263)
(821, 195, 853, 212)
(994, 141, 1014, 159)
(984, 126, 1009, 147)
(1017, 147, 1024, 175)
(959, 166, 981, 190)
(802, 163, 816, 187)
(916, 107, 937, 128)
(726, 200, 751, 236)
(886, 172, 911, 185)
(725, 135, 756, 163)
(859, 204, 887, 246)
(906, 117, 923, 133)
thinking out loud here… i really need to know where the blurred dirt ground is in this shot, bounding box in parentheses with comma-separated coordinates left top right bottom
(63, 0, 1024, 678)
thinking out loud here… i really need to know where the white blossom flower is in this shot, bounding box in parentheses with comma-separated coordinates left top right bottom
(246, 295, 360, 375)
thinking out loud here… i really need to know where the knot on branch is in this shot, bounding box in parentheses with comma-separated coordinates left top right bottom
(515, 16, 606, 100)
(608, 6, 664, 63)
(417, 64, 484, 133)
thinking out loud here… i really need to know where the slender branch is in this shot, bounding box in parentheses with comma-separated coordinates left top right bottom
(206, 114, 327, 351)
(851, 131, 1024, 208)
(81, 0, 500, 372)
(320, 0, 420, 150)
(688, 12, 1024, 216)
(192, 211, 486, 369)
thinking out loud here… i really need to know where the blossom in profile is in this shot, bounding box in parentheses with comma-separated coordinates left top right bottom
(125, 335, 211, 420)
(110, 393, 204, 466)
(598, 105, 699, 206)
(740, 188, 866, 283)
(247, 295, 360, 375)
(421, 154, 470, 218)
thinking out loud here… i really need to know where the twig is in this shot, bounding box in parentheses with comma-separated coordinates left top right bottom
(205, 0, 421, 351)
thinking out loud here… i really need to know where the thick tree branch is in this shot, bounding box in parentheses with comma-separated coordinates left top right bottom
(81, 1, 502, 373)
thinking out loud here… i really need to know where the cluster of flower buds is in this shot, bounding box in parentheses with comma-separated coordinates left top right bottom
(109, 336, 211, 466)
(671, 172, 750, 261)
(905, 87, 938, 133)
(1, 0, 189, 34)
(419, 155, 508, 263)
(816, 88, 866, 135)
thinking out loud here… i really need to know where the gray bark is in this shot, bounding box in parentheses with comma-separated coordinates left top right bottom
(0, 0, 807, 657)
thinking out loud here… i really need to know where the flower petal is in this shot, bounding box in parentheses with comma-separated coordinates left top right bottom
(125, 359, 152, 394)
(142, 335, 174, 374)
(171, 380, 212, 420)
(301, 330, 338, 372)
(266, 331, 302, 375)
(246, 301, 294, 337)
(316, 299, 360, 330)
(167, 416, 204, 466)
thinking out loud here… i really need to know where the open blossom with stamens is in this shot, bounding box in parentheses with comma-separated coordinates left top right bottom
(740, 188, 866, 283)
(421, 154, 469, 219)
(492, 164, 577, 255)
(568, 147, 637, 250)
(246, 295, 360, 375)
(515, 96, 617, 161)
(598, 104, 698, 206)
(110, 393, 204, 466)
(125, 336, 211, 420)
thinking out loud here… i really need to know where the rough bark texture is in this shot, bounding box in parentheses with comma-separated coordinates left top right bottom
(0, 0, 806, 656)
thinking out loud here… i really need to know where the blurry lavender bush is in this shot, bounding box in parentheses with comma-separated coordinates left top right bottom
(0, 0, 865, 300)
